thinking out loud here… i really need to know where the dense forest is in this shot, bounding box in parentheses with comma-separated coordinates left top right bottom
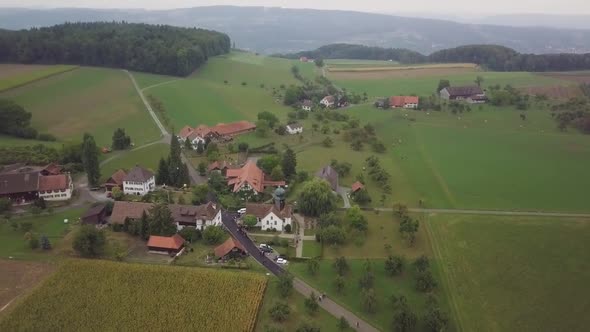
(0, 22, 231, 76)
(280, 44, 590, 72)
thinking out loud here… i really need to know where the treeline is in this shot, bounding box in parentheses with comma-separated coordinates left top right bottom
(0, 99, 55, 141)
(0, 22, 231, 76)
(279, 43, 590, 72)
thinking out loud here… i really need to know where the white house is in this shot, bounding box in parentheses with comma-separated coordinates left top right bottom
(122, 166, 155, 196)
(301, 99, 313, 111)
(286, 123, 303, 134)
(245, 203, 293, 232)
(320, 95, 335, 108)
(38, 174, 74, 201)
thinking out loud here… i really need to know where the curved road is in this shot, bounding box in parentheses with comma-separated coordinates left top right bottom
(221, 212, 379, 332)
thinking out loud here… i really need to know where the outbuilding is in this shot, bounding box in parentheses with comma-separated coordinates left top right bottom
(147, 234, 185, 255)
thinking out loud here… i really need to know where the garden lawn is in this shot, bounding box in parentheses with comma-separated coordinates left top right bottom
(0, 208, 85, 260)
(0, 64, 78, 91)
(256, 276, 339, 332)
(289, 258, 452, 331)
(0, 260, 267, 331)
(334, 71, 569, 98)
(0, 67, 160, 147)
(100, 143, 169, 182)
(426, 214, 590, 332)
(147, 52, 313, 130)
(302, 240, 322, 258)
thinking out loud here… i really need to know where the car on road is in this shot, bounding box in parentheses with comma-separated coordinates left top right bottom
(276, 258, 288, 265)
(237, 208, 247, 214)
(259, 243, 273, 252)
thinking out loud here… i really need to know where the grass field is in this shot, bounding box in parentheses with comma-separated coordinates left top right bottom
(0, 64, 78, 92)
(333, 71, 569, 97)
(100, 143, 169, 182)
(0, 135, 63, 148)
(0, 260, 267, 331)
(0, 208, 85, 260)
(147, 52, 312, 130)
(0, 67, 161, 147)
(426, 214, 590, 332)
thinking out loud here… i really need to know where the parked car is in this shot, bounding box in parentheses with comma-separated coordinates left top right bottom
(237, 208, 247, 214)
(276, 258, 288, 265)
(259, 244, 273, 252)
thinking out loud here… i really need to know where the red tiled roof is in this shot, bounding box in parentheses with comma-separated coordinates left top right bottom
(147, 234, 185, 250)
(42, 163, 62, 175)
(178, 126, 194, 139)
(389, 96, 419, 107)
(38, 174, 69, 191)
(211, 121, 256, 136)
(106, 169, 127, 186)
(227, 161, 265, 193)
(351, 181, 364, 192)
(214, 236, 246, 258)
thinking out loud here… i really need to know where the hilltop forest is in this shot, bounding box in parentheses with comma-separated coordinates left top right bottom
(0, 22, 231, 76)
(281, 43, 590, 72)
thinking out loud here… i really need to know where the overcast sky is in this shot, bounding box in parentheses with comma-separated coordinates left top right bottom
(1, 0, 589, 15)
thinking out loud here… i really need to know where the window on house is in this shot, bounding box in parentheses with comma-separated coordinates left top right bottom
(274, 220, 277, 225)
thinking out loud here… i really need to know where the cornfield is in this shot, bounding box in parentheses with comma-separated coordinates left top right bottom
(0, 259, 267, 332)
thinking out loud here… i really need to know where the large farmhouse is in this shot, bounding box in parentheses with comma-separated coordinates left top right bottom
(177, 121, 256, 148)
(320, 95, 335, 108)
(245, 188, 293, 231)
(0, 163, 73, 203)
(389, 96, 419, 109)
(122, 166, 155, 196)
(226, 161, 285, 194)
(110, 201, 222, 231)
(440, 86, 487, 103)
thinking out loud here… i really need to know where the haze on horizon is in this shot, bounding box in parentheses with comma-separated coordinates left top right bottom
(1, 0, 590, 16)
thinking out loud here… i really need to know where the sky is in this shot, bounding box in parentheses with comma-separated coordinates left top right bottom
(1, 0, 590, 15)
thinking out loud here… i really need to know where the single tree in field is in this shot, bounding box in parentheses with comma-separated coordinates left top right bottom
(277, 273, 294, 297)
(243, 214, 258, 228)
(281, 147, 297, 179)
(413, 255, 430, 273)
(112, 128, 131, 150)
(322, 136, 334, 147)
(82, 133, 100, 187)
(333, 256, 350, 276)
(415, 270, 437, 292)
(475, 75, 484, 87)
(314, 58, 324, 67)
(346, 205, 368, 232)
(391, 295, 417, 332)
(197, 161, 207, 176)
(361, 288, 377, 313)
(40, 234, 51, 250)
(304, 291, 319, 315)
(269, 302, 290, 322)
(73, 225, 106, 257)
(148, 203, 176, 236)
(307, 257, 320, 276)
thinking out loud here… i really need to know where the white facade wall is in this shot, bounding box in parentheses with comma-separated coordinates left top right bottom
(257, 212, 292, 231)
(286, 126, 303, 134)
(123, 176, 155, 196)
(177, 210, 222, 231)
(38, 175, 74, 201)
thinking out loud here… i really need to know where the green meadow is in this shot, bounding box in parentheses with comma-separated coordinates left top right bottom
(426, 214, 590, 332)
(0, 67, 160, 147)
(334, 71, 569, 97)
(0, 64, 78, 92)
(100, 143, 169, 181)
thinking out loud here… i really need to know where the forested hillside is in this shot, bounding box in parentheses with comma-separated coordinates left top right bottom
(280, 43, 590, 72)
(0, 22, 231, 76)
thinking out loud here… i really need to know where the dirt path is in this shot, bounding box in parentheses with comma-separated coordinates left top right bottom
(123, 69, 168, 137)
(141, 79, 181, 92)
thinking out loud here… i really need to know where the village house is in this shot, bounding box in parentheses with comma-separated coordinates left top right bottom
(177, 121, 256, 149)
(320, 95, 335, 108)
(81, 204, 107, 225)
(301, 99, 313, 111)
(299, 56, 309, 62)
(0, 163, 73, 203)
(225, 161, 285, 194)
(245, 187, 293, 231)
(122, 166, 155, 196)
(389, 96, 419, 109)
(208, 160, 233, 175)
(316, 165, 339, 191)
(109, 201, 222, 231)
(214, 236, 247, 260)
(439, 86, 487, 103)
(104, 169, 126, 192)
(147, 234, 185, 255)
(285, 123, 303, 134)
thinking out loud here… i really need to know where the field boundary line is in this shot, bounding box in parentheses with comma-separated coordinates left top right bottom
(423, 217, 466, 332)
(0, 65, 79, 92)
(141, 79, 181, 92)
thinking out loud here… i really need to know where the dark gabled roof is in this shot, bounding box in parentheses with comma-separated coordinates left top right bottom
(110, 201, 219, 225)
(315, 165, 339, 191)
(106, 169, 127, 186)
(443, 86, 484, 97)
(302, 99, 313, 107)
(123, 166, 154, 183)
(214, 237, 246, 258)
(0, 172, 39, 195)
(82, 204, 107, 219)
(245, 203, 293, 219)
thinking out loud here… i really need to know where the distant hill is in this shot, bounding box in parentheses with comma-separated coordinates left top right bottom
(1, 6, 590, 55)
(281, 44, 590, 72)
(0, 22, 230, 76)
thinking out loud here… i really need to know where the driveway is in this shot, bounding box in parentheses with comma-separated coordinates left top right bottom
(337, 186, 351, 208)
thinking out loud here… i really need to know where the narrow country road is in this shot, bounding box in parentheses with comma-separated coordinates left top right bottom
(337, 186, 351, 208)
(376, 207, 590, 218)
(123, 69, 204, 185)
(220, 212, 378, 332)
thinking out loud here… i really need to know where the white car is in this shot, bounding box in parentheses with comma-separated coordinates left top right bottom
(237, 208, 247, 214)
(276, 258, 288, 265)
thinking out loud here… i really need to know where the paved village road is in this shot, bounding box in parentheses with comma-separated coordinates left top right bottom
(220, 212, 379, 332)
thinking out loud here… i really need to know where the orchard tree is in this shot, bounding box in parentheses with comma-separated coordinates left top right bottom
(416, 270, 437, 292)
(318, 225, 346, 246)
(197, 161, 207, 176)
(269, 302, 291, 322)
(298, 178, 337, 217)
(399, 216, 419, 246)
(243, 214, 258, 228)
(391, 296, 417, 332)
(257, 155, 281, 174)
(346, 206, 368, 232)
(334, 275, 345, 294)
(385, 255, 405, 276)
(112, 128, 131, 150)
(191, 184, 209, 205)
(307, 257, 320, 276)
(361, 288, 378, 313)
(258, 111, 280, 128)
(304, 291, 319, 315)
(333, 256, 350, 276)
(73, 225, 106, 257)
(277, 273, 294, 297)
(413, 255, 430, 273)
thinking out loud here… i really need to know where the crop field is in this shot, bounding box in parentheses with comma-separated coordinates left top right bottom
(0, 64, 78, 92)
(0, 67, 160, 147)
(0, 260, 56, 316)
(334, 71, 569, 97)
(426, 214, 590, 332)
(341, 105, 590, 211)
(0, 260, 267, 331)
(0, 208, 84, 260)
(100, 143, 168, 182)
(328, 63, 478, 80)
(147, 52, 312, 129)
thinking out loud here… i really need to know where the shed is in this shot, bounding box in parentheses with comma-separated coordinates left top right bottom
(147, 234, 185, 255)
(81, 204, 107, 225)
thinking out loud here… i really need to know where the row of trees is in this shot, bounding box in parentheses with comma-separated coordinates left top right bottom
(0, 22, 231, 76)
